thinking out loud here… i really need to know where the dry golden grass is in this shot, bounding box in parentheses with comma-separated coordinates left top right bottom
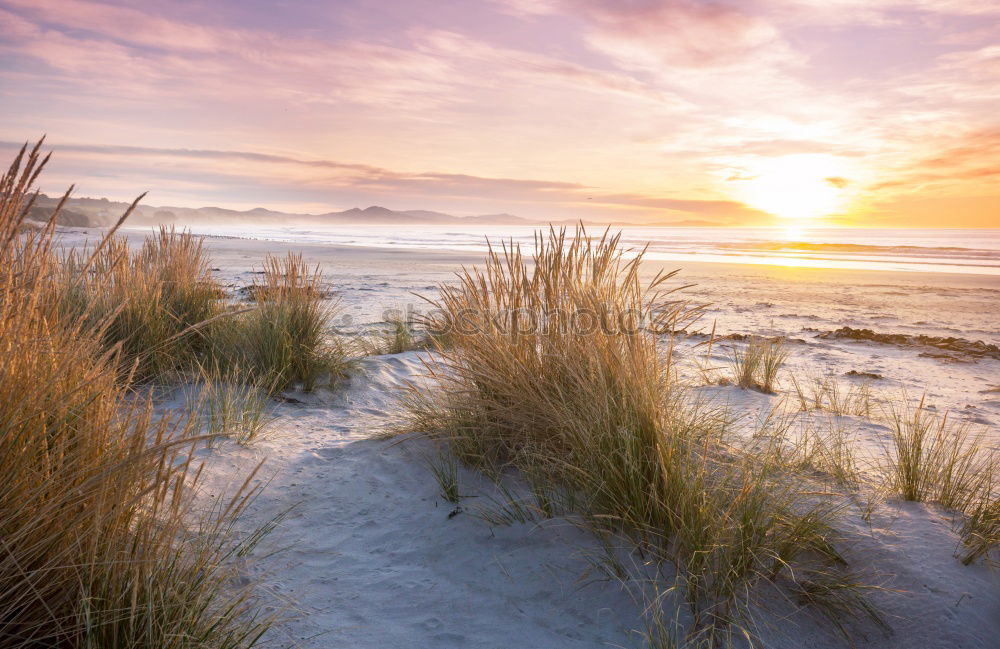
(57, 226, 225, 381)
(782, 417, 865, 491)
(380, 313, 423, 354)
(54, 219, 350, 393)
(876, 399, 1000, 565)
(791, 375, 875, 418)
(727, 336, 787, 393)
(190, 364, 277, 445)
(207, 253, 350, 392)
(407, 227, 695, 470)
(56, 224, 350, 392)
(352, 312, 429, 356)
(0, 141, 271, 649)
(405, 226, 880, 643)
(961, 495, 1000, 565)
(866, 398, 1000, 565)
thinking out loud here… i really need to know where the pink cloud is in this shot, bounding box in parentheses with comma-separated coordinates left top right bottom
(496, 0, 785, 68)
(1, 0, 998, 226)
(570, 0, 781, 68)
(2, 0, 234, 52)
(0, 2, 678, 117)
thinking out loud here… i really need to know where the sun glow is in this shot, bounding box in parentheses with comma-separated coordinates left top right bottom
(781, 224, 805, 240)
(735, 154, 852, 220)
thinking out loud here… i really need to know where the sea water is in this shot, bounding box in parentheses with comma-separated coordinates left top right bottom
(182, 225, 1000, 276)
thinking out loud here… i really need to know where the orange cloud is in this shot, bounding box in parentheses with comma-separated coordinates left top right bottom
(870, 129, 1000, 192)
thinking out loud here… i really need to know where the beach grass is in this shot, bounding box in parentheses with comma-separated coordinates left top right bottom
(404, 225, 877, 642)
(773, 415, 865, 491)
(206, 252, 350, 392)
(56, 222, 349, 394)
(352, 312, 433, 356)
(791, 375, 875, 417)
(191, 364, 277, 445)
(57, 226, 225, 381)
(878, 400, 1000, 563)
(381, 313, 421, 354)
(424, 450, 461, 503)
(0, 141, 272, 648)
(728, 336, 787, 393)
(960, 495, 1000, 565)
(881, 399, 992, 511)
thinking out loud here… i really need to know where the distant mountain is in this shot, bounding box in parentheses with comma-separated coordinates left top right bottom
(25, 194, 713, 228)
(318, 206, 458, 225)
(25, 195, 552, 227)
(27, 204, 92, 227)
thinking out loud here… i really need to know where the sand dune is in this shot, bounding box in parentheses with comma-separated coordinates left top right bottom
(52, 227, 1000, 648)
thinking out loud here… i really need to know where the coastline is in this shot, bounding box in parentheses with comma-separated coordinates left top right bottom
(47, 224, 1000, 648)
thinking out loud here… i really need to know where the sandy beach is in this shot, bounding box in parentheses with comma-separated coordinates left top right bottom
(49, 226, 1000, 649)
(113, 226, 1000, 423)
(7, 3, 1000, 646)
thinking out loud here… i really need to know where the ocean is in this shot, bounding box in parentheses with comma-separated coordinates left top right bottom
(180, 225, 1000, 276)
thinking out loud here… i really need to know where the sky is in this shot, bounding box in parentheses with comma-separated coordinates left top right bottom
(0, 0, 998, 227)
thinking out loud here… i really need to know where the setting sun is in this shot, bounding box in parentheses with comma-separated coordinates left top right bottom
(735, 155, 853, 221)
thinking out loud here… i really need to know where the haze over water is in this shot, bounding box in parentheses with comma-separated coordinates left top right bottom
(182, 225, 1000, 276)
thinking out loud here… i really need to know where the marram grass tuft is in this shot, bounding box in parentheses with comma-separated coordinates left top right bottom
(404, 225, 881, 643)
(0, 140, 273, 649)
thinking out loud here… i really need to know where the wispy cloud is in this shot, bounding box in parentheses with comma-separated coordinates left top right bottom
(570, 0, 784, 69)
(869, 129, 1000, 191)
(0, 0, 997, 225)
